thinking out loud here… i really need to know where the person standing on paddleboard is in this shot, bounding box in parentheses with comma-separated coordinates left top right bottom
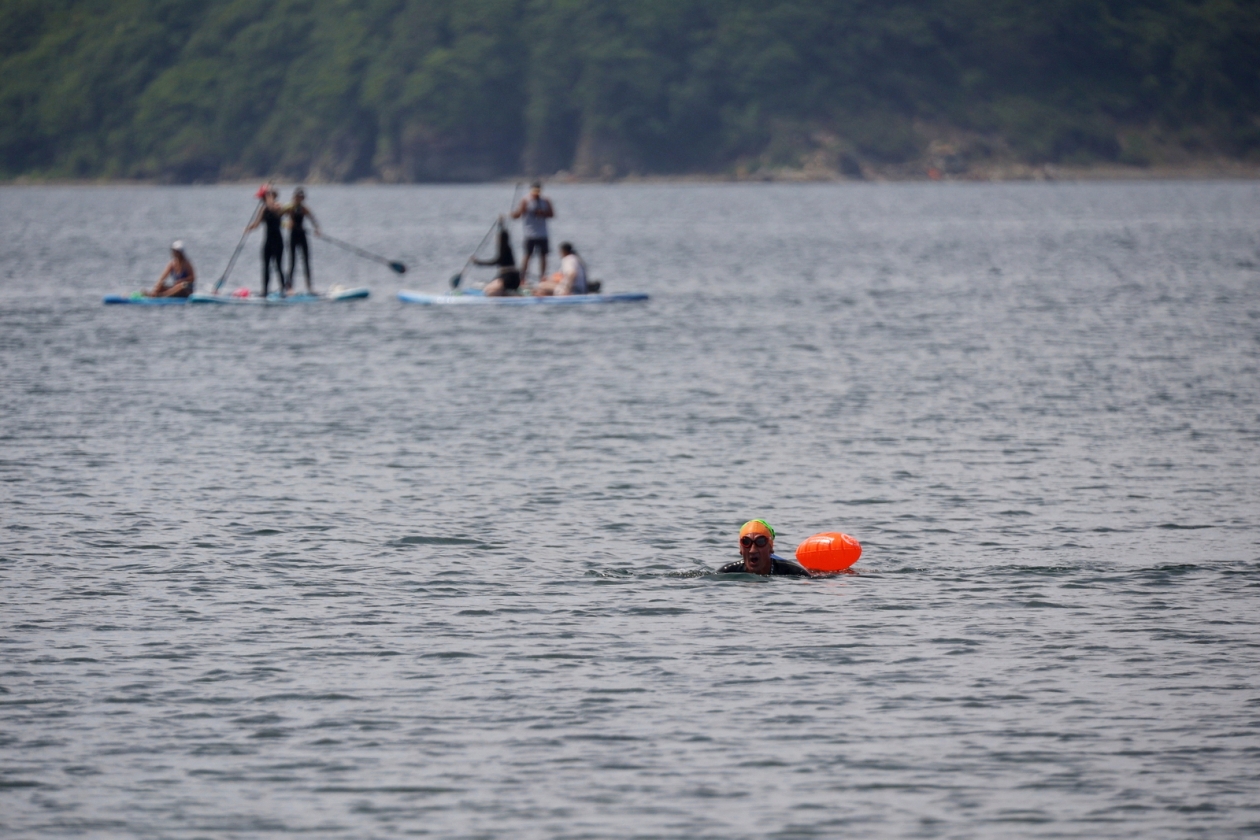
(511, 181, 554, 283)
(286, 187, 321, 294)
(145, 241, 196, 298)
(716, 519, 813, 576)
(245, 187, 286, 297)
(474, 218, 523, 297)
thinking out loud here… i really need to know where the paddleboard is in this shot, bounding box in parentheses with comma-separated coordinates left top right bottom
(189, 287, 370, 305)
(398, 290, 649, 306)
(103, 294, 190, 305)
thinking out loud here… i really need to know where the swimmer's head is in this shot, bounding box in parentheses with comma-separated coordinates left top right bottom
(739, 519, 776, 574)
(739, 519, 775, 541)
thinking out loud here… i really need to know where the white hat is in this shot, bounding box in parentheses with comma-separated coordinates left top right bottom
(171, 240, 185, 252)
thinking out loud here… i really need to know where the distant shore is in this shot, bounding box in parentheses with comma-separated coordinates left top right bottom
(5, 160, 1259, 188)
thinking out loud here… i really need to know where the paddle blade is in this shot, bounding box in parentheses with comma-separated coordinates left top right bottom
(450, 273, 462, 289)
(391, 261, 407, 274)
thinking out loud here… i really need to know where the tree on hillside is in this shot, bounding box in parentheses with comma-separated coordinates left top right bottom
(1, 0, 1256, 180)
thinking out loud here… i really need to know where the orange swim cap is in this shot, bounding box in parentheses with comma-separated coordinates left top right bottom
(739, 519, 776, 540)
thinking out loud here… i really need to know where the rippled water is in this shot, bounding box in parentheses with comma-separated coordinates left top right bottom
(2, 181, 1259, 838)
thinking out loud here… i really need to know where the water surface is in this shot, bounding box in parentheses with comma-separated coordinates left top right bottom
(2, 181, 1259, 837)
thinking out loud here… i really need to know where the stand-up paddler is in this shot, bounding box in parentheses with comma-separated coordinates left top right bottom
(511, 181, 554, 283)
(244, 187, 286, 296)
(286, 187, 321, 294)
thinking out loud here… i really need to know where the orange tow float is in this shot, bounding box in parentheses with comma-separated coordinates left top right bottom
(795, 532, 862, 573)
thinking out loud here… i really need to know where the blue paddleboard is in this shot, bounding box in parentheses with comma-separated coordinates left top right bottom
(397, 290, 649, 306)
(188, 287, 370, 305)
(103, 294, 190, 305)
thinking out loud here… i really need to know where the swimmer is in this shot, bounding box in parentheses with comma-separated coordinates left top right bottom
(716, 519, 813, 576)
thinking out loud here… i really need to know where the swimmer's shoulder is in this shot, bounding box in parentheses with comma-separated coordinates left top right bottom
(771, 556, 813, 576)
(712, 556, 814, 576)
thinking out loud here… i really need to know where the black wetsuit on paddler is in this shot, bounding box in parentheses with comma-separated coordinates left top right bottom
(287, 187, 320, 294)
(473, 225, 522, 294)
(262, 203, 284, 295)
(244, 187, 287, 296)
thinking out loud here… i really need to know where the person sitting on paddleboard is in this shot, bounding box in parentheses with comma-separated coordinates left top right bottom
(511, 181, 554, 282)
(534, 242, 588, 296)
(286, 187, 321, 294)
(716, 519, 813, 576)
(474, 219, 523, 297)
(245, 187, 286, 296)
(145, 241, 195, 298)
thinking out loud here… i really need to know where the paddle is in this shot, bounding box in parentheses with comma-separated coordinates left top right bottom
(450, 183, 523, 289)
(213, 184, 269, 293)
(450, 217, 502, 289)
(316, 232, 406, 274)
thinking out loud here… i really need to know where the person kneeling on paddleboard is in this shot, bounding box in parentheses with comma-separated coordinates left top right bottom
(716, 519, 813, 576)
(474, 220, 523, 297)
(146, 241, 196, 298)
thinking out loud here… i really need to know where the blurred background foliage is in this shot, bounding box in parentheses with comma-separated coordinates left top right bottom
(1, 0, 1257, 181)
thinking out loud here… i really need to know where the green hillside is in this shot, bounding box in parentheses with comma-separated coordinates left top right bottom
(2, 0, 1258, 181)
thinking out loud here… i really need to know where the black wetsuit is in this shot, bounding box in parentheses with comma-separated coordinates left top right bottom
(716, 554, 813, 577)
(261, 205, 285, 295)
(474, 232, 521, 290)
(288, 205, 311, 291)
